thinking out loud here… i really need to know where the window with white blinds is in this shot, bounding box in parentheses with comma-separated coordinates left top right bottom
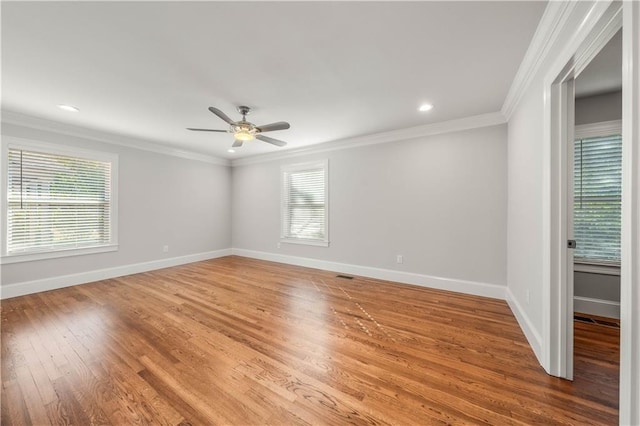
(573, 132, 622, 264)
(281, 160, 328, 246)
(5, 143, 117, 259)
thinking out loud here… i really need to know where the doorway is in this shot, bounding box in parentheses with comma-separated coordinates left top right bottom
(572, 28, 622, 325)
(568, 31, 623, 405)
(545, 1, 640, 423)
(544, 0, 621, 380)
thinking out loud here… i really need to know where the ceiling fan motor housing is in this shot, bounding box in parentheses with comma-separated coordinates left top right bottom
(237, 105, 251, 116)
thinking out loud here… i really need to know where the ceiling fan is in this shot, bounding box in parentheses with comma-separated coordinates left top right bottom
(187, 106, 290, 148)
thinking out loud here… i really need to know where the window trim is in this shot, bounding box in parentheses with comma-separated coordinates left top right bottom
(575, 119, 621, 140)
(573, 119, 622, 269)
(1, 136, 119, 264)
(280, 159, 329, 247)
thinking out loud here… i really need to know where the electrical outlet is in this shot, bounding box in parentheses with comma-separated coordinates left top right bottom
(277, 242, 281, 249)
(162, 245, 169, 253)
(396, 255, 403, 264)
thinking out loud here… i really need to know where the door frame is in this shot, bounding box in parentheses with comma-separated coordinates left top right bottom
(620, 2, 640, 423)
(543, 1, 640, 422)
(543, 1, 621, 380)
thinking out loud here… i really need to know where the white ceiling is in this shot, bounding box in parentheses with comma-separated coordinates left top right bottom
(2, 1, 546, 160)
(575, 29, 622, 98)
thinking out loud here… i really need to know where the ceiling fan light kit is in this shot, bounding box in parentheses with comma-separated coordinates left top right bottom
(188, 105, 290, 148)
(233, 124, 256, 141)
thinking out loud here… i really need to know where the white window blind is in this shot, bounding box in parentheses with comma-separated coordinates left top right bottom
(573, 133, 622, 263)
(282, 161, 328, 245)
(7, 147, 113, 255)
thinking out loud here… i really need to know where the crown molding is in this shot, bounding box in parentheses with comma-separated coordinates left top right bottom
(1, 110, 230, 166)
(1, 109, 506, 169)
(501, 1, 578, 121)
(231, 111, 506, 167)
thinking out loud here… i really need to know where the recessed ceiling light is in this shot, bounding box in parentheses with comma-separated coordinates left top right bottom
(57, 104, 79, 112)
(227, 149, 235, 153)
(418, 103, 434, 112)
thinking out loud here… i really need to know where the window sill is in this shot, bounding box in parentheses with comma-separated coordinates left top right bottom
(280, 238, 329, 247)
(1, 244, 118, 264)
(574, 261, 620, 276)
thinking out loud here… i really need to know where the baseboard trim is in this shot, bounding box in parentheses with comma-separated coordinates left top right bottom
(232, 248, 506, 300)
(0, 249, 232, 299)
(505, 288, 544, 365)
(574, 296, 620, 319)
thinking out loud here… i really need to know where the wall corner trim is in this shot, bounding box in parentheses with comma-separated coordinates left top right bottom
(0, 249, 232, 299)
(231, 248, 507, 300)
(502, 1, 578, 120)
(505, 288, 545, 367)
(1, 110, 230, 166)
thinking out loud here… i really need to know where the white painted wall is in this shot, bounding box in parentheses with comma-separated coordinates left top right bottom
(0, 122, 232, 291)
(508, 90, 624, 327)
(506, 77, 547, 356)
(505, 1, 608, 362)
(507, 2, 640, 419)
(232, 125, 507, 292)
(575, 90, 622, 125)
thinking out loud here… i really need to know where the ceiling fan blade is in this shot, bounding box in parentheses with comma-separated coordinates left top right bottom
(232, 140, 243, 148)
(256, 134, 287, 147)
(208, 107, 235, 125)
(187, 128, 227, 132)
(256, 121, 290, 133)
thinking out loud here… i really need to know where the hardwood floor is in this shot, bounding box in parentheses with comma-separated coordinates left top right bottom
(1, 256, 619, 425)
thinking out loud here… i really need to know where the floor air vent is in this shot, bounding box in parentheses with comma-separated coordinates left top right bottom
(336, 275, 354, 280)
(593, 318, 620, 328)
(574, 314, 620, 328)
(574, 315, 595, 324)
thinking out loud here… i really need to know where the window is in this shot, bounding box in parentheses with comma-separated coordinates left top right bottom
(573, 123, 621, 265)
(281, 160, 328, 246)
(2, 138, 118, 263)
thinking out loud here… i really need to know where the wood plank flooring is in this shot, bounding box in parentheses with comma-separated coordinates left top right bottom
(1, 256, 619, 425)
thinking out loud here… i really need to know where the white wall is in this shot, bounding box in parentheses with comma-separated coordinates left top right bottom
(506, 77, 546, 346)
(233, 124, 507, 294)
(505, 1, 621, 364)
(0, 122, 232, 292)
(574, 271, 620, 300)
(575, 90, 622, 125)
